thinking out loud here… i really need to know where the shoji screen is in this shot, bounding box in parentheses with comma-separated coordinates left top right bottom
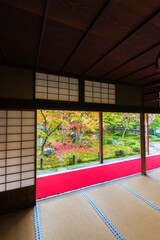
(85, 80, 116, 104)
(35, 72, 79, 102)
(0, 110, 35, 192)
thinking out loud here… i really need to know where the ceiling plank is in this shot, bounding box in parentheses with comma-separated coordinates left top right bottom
(35, 0, 51, 69)
(101, 43, 160, 79)
(60, 0, 113, 72)
(81, 8, 160, 76)
(131, 72, 159, 83)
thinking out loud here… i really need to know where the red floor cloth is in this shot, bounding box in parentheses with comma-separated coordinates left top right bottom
(36, 155, 160, 199)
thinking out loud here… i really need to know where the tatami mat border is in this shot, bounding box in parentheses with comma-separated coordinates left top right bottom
(34, 206, 43, 240)
(119, 182, 160, 213)
(147, 175, 160, 183)
(83, 192, 124, 240)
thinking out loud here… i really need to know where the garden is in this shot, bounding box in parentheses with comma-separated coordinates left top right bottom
(37, 111, 160, 171)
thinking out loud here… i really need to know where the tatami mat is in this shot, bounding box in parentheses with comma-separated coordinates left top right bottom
(122, 175, 160, 207)
(148, 168, 160, 181)
(87, 183, 160, 240)
(0, 207, 35, 240)
(38, 194, 116, 240)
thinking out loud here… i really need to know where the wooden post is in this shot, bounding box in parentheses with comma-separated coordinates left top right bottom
(140, 113, 146, 175)
(99, 112, 103, 164)
(145, 113, 149, 155)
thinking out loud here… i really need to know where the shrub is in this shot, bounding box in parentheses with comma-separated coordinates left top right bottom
(115, 150, 125, 157)
(124, 139, 137, 146)
(76, 158, 82, 163)
(113, 136, 119, 141)
(115, 132, 122, 136)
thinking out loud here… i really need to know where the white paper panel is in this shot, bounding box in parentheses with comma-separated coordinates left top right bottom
(22, 163, 34, 171)
(0, 143, 6, 151)
(70, 90, 78, 96)
(7, 150, 21, 158)
(7, 165, 20, 174)
(59, 82, 69, 89)
(0, 167, 5, 175)
(60, 95, 69, 101)
(93, 87, 100, 93)
(22, 156, 34, 164)
(0, 160, 5, 167)
(85, 80, 92, 86)
(0, 151, 5, 159)
(70, 84, 78, 90)
(36, 85, 47, 93)
(0, 184, 5, 192)
(0, 135, 6, 142)
(7, 157, 20, 166)
(22, 111, 35, 118)
(0, 111, 7, 118)
(22, 134, 34, 141)
(7, 173, 20, 182)
(6, 181, 20, 190)
(7, 126, 21, 134)
(59, 76, 68, 83)
(48, 94, 58, 100)
(22, 171, 34, 179)
(0, 127, 6, 134)
(109, 99, 116, 104)
(8, 111, 21, 118)
(0, 119, 6, 126)
(22, 148, 34, 156)
(70, 96, 78, 102)
(36, 92, 47, 99)
(59, 89, 68, 95)
(7, 134, 21, 142)
(36, 72, 47, 79)
(36, 79, 47, 86)
(0, 175, 5, 184)
(8, 119, 21, 126)
(7, 142, 21, 150)
(22, 141, 34, 149)
(22, 126, 34, 133)
(109, 89, 115, 94)
(48, 81, 58, 88)
(48, 88, 58, 94)
(48, 74, 58, 81)
(22, 119, 34, 125)
(21, 178, 34, 187)
(70, 78, 78, 84)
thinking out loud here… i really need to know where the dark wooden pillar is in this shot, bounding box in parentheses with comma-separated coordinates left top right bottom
(99, 112, 103, 164)
(145, 113, 149, 155)
(140, 112, 146, 175)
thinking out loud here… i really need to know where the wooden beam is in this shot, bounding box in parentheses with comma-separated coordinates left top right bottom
(81, 9, 160, 76)
(131, 72, 160, 84)
(144, 98, 160, 103)
(99, 112, 103, 164)
(60, 0, 113, 71)
(140, 113, 146, 175)
(35, 0, 51, 69)
(145, 113, 149, 155)
(101, 43, 160, 79)
(117, 63, 154, 82)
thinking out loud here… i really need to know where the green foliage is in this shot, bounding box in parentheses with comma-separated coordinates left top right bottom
(124, 139, 137, 146)
(113, 136, 118, 141)
(115, 150, 125, 157)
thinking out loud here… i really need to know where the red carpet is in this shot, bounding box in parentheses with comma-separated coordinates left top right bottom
(36, 155, 160, 199)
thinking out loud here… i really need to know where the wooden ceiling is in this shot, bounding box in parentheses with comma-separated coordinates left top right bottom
(0, 0, 160, 87)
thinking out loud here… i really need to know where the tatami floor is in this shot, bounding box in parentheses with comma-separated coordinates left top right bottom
(1, 168, 160, 240)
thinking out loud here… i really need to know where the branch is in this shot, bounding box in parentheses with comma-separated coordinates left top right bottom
(40, 110, 47, 133)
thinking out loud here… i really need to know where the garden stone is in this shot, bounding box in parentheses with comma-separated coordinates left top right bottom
(44, 148, 54, 156)
(112, 141, 119, 145)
